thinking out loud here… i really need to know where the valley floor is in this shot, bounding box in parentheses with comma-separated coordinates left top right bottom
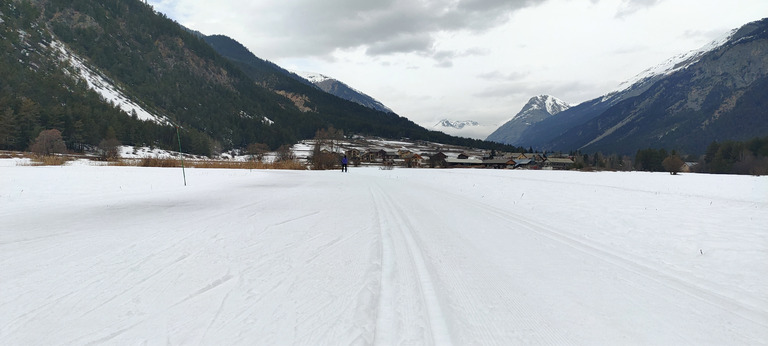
(1, 162, 766, 344)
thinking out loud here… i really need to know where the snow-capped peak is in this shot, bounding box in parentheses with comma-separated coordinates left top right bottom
(435, 119, 480, 129)
(292, 70, 332, 84)
(290, 69, 394, 113)
(614, 28, 737, 93)
(514, 95, 570, 120)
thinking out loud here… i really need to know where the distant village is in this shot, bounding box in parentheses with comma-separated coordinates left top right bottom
(292, 136, 575, 170)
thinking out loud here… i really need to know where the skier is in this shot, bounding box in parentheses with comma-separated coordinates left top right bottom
(341, 155, 348, 172)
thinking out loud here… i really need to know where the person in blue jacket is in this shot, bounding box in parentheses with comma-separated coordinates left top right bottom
(341, 155, 348, 172)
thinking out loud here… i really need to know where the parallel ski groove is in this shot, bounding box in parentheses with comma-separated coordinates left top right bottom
(370, 183, 453, 345)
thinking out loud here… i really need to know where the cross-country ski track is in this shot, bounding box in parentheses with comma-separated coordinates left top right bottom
(1, 163, 766, 344)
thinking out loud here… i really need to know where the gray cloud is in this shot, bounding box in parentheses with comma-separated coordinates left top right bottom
(428, 47, 489, 67)
(367, 32, 433, 55)
(616, 0, 664, 18)
(473, 79, 597, 104)
(473, 82, 530, 98)
(179, 0, 545, 61)
(477, 70, 530, 81)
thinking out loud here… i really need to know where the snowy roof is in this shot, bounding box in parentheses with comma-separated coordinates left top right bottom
(445, 158, 483, 164)
(546, 158, 574, 164)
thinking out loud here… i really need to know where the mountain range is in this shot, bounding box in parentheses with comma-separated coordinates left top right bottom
(428, 120, 500, 140)
(0, 0, 515, 157)
(487, 18, 768, 154)
(436, 120, 480, 130)
(2, 0, 764, 157)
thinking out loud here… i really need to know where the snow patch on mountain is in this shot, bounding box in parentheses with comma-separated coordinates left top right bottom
(485, 95, 571, 145)
(513, 95, 571, 120)
(612, 28, 737, 96)
(291, 70, 393, 113)
(435, 119, 480, 130)
(430, 119, 498, 140)
(293, 70, 332, 84)
(51, 41, 172, 126)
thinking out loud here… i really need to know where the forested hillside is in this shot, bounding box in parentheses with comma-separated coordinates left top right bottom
(202, 34, 515, 150)
(0, 0, 518, 157)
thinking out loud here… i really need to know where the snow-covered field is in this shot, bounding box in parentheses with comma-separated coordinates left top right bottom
(1, 162, 766, 344)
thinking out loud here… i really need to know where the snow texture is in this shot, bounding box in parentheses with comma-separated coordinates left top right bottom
(1, 163, 767, 344)
(434, 119, 480, 130)
(52, 41, 172, 126)
(430, 120, 499, 140)
(293, 70, 332, 84)
(511, 95, 570, 121)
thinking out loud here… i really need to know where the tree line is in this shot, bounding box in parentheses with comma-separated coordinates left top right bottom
(568, 136, 768, 175)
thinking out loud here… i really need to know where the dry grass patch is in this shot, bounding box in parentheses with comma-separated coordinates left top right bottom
(111, 158, 306, 170)
(25, 155, 72, 166)
(109, 157, 182, 167)
(190, 160, 306, 170)
(139, 157, 184, 167)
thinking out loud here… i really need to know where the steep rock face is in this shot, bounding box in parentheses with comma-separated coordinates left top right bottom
(292, 71, 393, 113)
(313, 78, 393, 113)
(485, 95, 569, 145)
(551, 18, 768, 154)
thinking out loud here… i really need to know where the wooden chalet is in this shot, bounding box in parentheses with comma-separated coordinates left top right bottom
(544, 157, 574, 170)
(445, 158, 484, 168)
(482, 158, 516, 169)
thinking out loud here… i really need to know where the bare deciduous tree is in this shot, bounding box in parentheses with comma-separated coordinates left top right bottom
(247, 143, 270, 162)
(98, 135, 122, 161)
(275, 144, 295, 162)
(310, 127, 343, 170)
(662, 155, 684, 175)
(29, 129, 67, 156)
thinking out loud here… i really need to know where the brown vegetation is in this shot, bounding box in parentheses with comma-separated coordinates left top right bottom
(29, 129, 67, 156)
(112, 158, 306, 170)
(662, 155, 684, 175)
(21, 155, 72, 166)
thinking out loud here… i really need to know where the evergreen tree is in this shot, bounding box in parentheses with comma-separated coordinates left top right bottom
(0, 108, 16, 149)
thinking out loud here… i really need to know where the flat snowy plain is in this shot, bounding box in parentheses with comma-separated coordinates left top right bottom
(2, 160, 767, 345)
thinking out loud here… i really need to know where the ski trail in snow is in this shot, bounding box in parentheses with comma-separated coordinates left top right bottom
(428, 185, 768, 331)
(376, 180, 572, 344)
(3, 166, 765, 344)
(370, 183, 453, 345)
(370, 185, 397, 345)
(172, 272, 234, 307)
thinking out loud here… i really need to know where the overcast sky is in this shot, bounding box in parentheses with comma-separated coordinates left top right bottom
(147, 0, 768, 138)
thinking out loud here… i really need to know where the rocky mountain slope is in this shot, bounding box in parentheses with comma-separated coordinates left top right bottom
(489, 18, 768, 155)
(0, 0, 514, 155)
(200, 34, 511, 150)
(485, 95, 570, 145)
(558, 18, 768, 154)
(292, 71, 393, 113)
